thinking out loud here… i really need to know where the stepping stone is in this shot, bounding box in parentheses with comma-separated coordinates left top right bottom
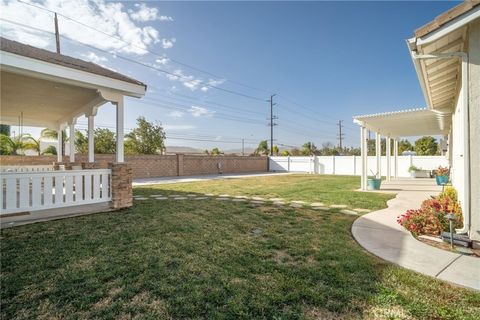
(251, 197, 265, 201)
(232, 199, 247, 202)
(205, 193, 214, 196)
(195, 197, 208, 200)
(310, 202, 325, 207)
(312, 206, 330, 211)
(291, 200, 306, 204)
(169, 194, 182, 197)
(174, 197, 188, 200)
(270, 198, 284, 201)
(290, 203, 303, 208)
(250, 200, 264, 204)
(251, 228, 263, 236)
(149, 194, 164, 197)
(219, 194, 230, 198)
(273, 201, 285, 206)
(340, 209, 358, 215)
(353, 208, 370, 213)
(216, 198, 230, 201)
(330, 204, 348, 208)
(135, 197, 148, 200)
(154, 197, 168, 200)
(234, 195, 249, 199)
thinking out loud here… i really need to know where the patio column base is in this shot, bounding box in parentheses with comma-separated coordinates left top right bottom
(110, 162, 132, 209)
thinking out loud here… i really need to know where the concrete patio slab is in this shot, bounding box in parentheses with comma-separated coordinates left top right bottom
(352, 179, 480, 291)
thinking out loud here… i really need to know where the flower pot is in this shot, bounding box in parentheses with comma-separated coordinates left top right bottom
(367, 178, 382, 190)
(436, 175, 449, 185)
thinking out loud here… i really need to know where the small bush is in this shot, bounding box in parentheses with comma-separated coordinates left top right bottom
(397, 188, 462, 236)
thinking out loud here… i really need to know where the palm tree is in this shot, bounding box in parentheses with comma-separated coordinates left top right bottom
(22, 134, 41, 155)
(302, 142, 317, 156)
(40, 128, 67, 156)
(0, 134, 25, 155)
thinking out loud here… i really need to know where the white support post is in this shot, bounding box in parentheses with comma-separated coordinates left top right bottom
(57, 128, 63, 163)
(375, 132, 381, 178)
(394, 138, 398, 179)
(69, 121, 75, 163)
(88, 115, 94, 163)
(115, 98, 124, 163)
(386, 137, 391, 182)
(360, 126, 367, 190)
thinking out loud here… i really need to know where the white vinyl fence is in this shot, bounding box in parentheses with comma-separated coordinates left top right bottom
(1, 169, 111, 215)
(269, 156, 449, 177)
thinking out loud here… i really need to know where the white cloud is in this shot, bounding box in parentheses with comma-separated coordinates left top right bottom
(189, 106, 215, 118)
(129, 3, 173, 22)
(161, 38, 176, 49)
(155, 56, 169, 65)
(164, 124, 195, 131)
(0, 0, 165, 55)
(82, 51, 108, 64)
(165, 69, 225, 92)
(168, 110, 184, 118)
(201, 78, 226, 92)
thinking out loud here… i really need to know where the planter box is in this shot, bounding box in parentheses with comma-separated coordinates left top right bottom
(410, 170, 431, 178)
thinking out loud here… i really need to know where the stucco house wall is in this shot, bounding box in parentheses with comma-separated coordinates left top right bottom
(468, 19, 480, 241)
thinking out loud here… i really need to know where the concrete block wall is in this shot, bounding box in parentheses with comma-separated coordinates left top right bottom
(0, 154, 268, 179)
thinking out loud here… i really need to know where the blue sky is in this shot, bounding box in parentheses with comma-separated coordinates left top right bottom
(1, 0, 458, 151)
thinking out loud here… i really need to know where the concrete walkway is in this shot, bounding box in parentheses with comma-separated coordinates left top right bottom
(133, 172, 292, 186)
(352, 179, 480, 291)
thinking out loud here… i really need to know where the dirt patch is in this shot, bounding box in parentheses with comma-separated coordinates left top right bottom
(273, 250, 296, 265)
(304, 306, 361, 320)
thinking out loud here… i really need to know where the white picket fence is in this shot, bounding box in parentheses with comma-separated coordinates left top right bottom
(0, 169, 111, 215)
(269, 156, 449, 177)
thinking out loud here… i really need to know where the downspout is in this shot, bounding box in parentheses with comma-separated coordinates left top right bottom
(410, 50, 470, 235)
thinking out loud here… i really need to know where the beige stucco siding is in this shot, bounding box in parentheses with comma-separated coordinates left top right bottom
(468, 19, 480, 241)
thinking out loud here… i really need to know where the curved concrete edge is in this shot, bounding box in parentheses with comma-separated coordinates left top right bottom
(352, 190, 480, 291)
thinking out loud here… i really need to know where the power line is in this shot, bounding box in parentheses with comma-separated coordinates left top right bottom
(7, 3, 359, 134)
(14, 0, 272, 95)
(1, 17, 268, 103)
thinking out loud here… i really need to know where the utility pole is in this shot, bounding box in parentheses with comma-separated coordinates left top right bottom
(269, 94, 277, 155)
(241, 138, 245, 156)
(337, 120, 345, 150)
(54, 12, 61, 54)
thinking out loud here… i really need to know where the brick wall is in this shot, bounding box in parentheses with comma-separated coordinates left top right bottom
(0, 154, 268, 179)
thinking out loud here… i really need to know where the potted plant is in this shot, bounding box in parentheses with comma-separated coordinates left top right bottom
(435, 166, 449, 185)
(367, 170, 382, 190)
(408, 165, 420, 178)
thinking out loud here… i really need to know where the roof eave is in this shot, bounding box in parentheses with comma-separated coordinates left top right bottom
(1, 50, 146, 98)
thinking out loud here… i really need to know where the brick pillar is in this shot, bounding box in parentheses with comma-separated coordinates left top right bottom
(110, 162, 132, 209)
(177, 154, 184, 176)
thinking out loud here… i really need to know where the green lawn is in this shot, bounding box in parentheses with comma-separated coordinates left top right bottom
(1, 175, 479, 319)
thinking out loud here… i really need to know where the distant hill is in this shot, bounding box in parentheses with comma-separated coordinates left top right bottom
(165, 146, 204, 154)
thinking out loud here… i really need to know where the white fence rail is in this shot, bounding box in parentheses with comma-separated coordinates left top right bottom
(0, 169, 111, 215)
(0, 165, 55, 173)
(269, 156, 449, 177)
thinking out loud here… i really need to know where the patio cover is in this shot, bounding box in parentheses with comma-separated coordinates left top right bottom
(353, 108, 451, 138)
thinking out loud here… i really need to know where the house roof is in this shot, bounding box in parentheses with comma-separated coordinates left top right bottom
(0, 37, 146, 89)
(414, 0, 480, 38)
